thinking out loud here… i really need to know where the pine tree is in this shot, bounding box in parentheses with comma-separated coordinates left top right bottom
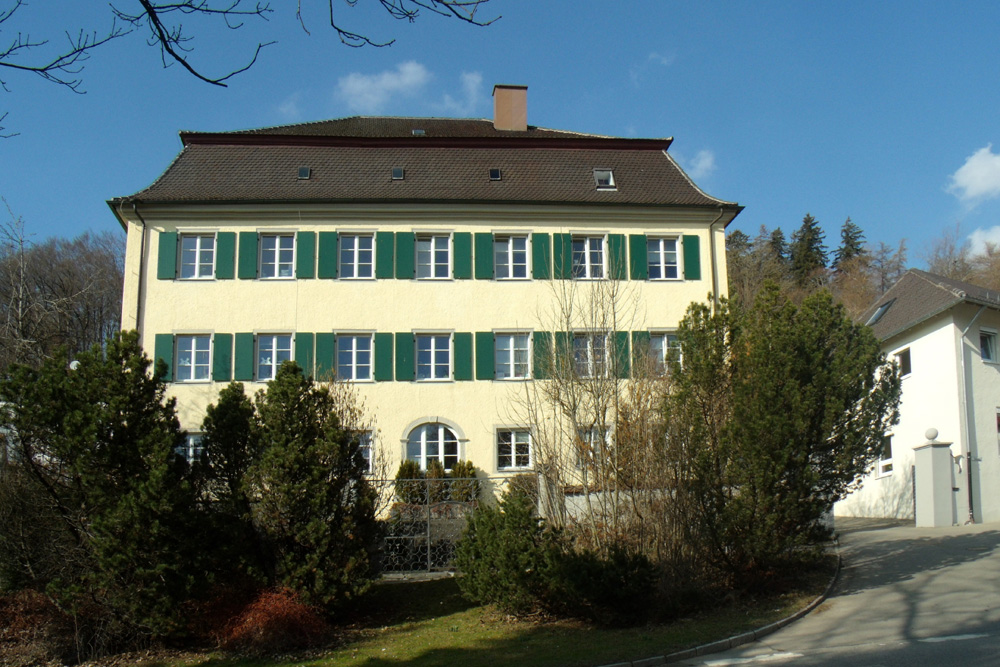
(789, 214, 828, 286)
(769, 228, 789, 263)
(832, 217, 866, 271)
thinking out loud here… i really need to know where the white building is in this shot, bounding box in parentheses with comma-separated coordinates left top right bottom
(835, 269, 1000, 524)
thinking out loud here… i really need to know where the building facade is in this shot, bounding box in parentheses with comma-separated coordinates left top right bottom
(110, 85, 742, 481)
(835, 269, 1000, 524)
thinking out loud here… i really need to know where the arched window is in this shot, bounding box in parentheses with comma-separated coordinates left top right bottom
(407, 423, 459, 471)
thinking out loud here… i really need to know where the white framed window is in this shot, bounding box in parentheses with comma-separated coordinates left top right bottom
(416, 334, 451, 381)
(649, 332, 681, 374)
(573, 332, 607, 378)
(575, 426, 610, 468)
(340, 234, 374, 279)
(176, 433, 204, 464)
(494, 235, 529, 279)
(594, 169, 616, 190)
(406, 423, 459, 471)
(356, 431, 373, 473)
(257, 334, 292, 381)
(878, 434, 893, 477)
(179, 234, 215, 279)
(259, 233, 295, 279)
(895, 348, 912, 377)
(495, 333, 530, 380)
(647, 237, 679, 280)
(337, 334, 372, 380)
(416, 234, 451, 279)
(571, 236, 605, 279)
(497, 429, 532, 470)
(981, 329, 997, 363)
(175, 334, 211, 382)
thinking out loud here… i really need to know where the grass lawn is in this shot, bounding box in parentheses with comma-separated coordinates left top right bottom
(152, 556, 836, 667)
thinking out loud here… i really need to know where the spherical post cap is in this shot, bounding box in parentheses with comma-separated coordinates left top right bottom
(925, 428, 939, 441)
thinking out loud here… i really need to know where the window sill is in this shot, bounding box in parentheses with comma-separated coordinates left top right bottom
(177, 276, 216, 282)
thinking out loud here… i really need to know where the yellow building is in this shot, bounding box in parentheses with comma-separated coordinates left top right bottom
(109, 85, 742, 479)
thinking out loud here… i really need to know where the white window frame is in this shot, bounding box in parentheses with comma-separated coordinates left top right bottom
(259, 233, 295, 279)
(575, 426, 611, 469)
(647, 237, 680, 280)
(337, 333, 373, 381)
(497, 428, 532, 471)
(416, 234, 451, 279)
(878, 434, 893, 477)
(494, 234, 530, 280)
(495, 332, 531, 380)
(594, 169, 616, 190)
(356, 431, 374, 473)
(177, 433, 204, 464)
(175, 334, 212, 382)
(178, 233, 216, 280)
(406, 423, 460, 471)
(339, 234, 375, 279)
(416, 333, 452, 381)
(981, 329, 997, 363)
(571, 235, 606, 279)
(649, 331, 681, 374)
(573, 332, 608, 378)
(256, 333, 293, 381)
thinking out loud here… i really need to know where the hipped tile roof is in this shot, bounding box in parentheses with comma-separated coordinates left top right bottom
(114, 117, 740, 210)
(862, 269, 1000, 342)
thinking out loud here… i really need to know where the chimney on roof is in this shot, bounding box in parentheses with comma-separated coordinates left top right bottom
(493, 84, 527, 132)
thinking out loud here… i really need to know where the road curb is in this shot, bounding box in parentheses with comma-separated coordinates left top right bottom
(595, 539, 843, 667)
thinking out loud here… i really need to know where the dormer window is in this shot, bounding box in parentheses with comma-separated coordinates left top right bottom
(297, 166, 311, 180)
(594, 169, 616, 190)
(392, 167, 405, 180)
(489, 168, 502, 181)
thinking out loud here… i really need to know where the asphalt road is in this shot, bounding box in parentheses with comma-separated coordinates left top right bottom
(674, 518, 1000, 666)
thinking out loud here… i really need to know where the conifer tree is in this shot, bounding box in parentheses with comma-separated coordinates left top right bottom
(789, 214, 828, 286)
(769, 228, 789, 263)
(832, 217, 866, 271)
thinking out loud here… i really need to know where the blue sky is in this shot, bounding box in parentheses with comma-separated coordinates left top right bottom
(3, 1, 1000, 264)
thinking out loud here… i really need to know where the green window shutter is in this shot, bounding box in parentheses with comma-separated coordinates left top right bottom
(532, 233, 551, 279)
(553, 233, 573, 279)
(296, 232, 316, 279)
(315, 333, 335, 380)
(376, 231, 395, 279)
(157, 232, 177, 280)
(454, 332, 473, 380)
(212, 333, 233, 381)
(154, 334, 174, 381)
(631, 330, 651, 371)
(374, 332, 394, 381)
(453, 232, 472, 279)
(395, 232, 415, 279)
(215, 232, 236, 279)
(395, 333, 415, 381)
(474, 233, 494, 279)
(475, 331, 495, 379)
(555, 331, 572, 374)
(533, 331, 552, 379)
(295, 332, 315, 376)
(238, 232, 258, 279)
(317, 232, 339, 279)
(609, 234, 627, 280)
(234, 333, 254, 381)
(683, 235, 701, 280)
(614, 331, 630, 379)
(629, 234, 648, 280)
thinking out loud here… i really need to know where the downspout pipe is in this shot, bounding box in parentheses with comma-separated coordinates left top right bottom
(959, 305, 986, 523)
(708, 205, 727, 309)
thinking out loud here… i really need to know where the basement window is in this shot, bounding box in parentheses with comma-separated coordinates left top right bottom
(297, 166, 311, 180)
(391, 167, 405, 180)
(489, 168, 502, 181)
(594, 169, 616, 190)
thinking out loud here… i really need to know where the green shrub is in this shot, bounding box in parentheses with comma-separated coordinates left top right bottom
(559, 546, 658, 625)
(448, 460, 480, 502)
(425, 460, 448, 503)
(394, 460, 425, 504)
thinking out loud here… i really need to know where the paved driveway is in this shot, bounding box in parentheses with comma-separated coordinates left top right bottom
(674, 518, 1000, 666)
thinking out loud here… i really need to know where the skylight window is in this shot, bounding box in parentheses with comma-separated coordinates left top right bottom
(489, 168, 502, 181)
(866, 299, 894, 326)
(391, 167, 405, 180)
(412, 129, 426, 136)
(297, 166, 311, 180)
(594, 169, 616, 189)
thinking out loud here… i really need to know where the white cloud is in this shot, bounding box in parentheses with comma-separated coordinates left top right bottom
(648, 52, 675, 67)
(336, 61, 431, 114)
(968, 226, 1000, 256)
(277, 93, 302, 121)
(948, 144, 1000, 204)
(684, 150, 716, 180)
(438, 71, 484, 116)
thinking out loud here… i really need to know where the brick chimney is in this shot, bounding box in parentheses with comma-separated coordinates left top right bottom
(493, 84, 527, 131)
